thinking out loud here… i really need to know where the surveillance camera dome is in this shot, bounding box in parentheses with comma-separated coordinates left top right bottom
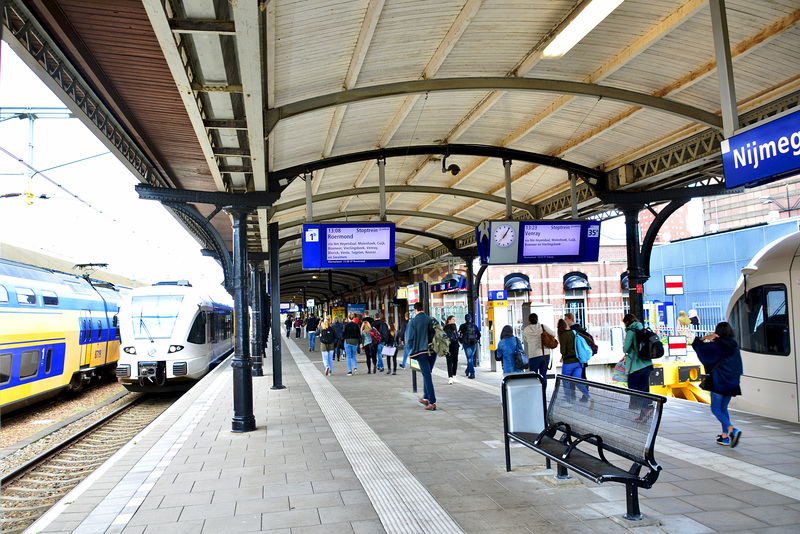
(446, 164, 460, 176)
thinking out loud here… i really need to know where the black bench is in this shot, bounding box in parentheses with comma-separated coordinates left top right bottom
(502, 373, 667, 521)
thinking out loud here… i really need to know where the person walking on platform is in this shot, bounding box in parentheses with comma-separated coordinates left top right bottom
(407, 301, 438, 411)
(319, 318, 335, 376)
(374, 313, 390, 372)
(444, 316, 460, 384)
(522, 313, 556, 389)
(343, 313, 360, 375)
(497, 325, 525, 375)
(458, 314, 480, 379)
(398, 311, 409, 369)
(565, 312, 594, 379)
(622, 314, 653, 422)
(293, 316, 303, 338)
(678, 310, 691, 326)
(557, 319, 591, 403)
(692, 322, 744, 447)
(333, 316, 344, 361)
(688, 309, 700, 328)
(306, 313, 319, 352)
(382, 323, 398, 375)
(361, 320, 378, 374)
(285, 315, 293, 338)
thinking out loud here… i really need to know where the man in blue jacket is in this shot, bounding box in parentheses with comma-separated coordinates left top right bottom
(406, 301, 438, 411)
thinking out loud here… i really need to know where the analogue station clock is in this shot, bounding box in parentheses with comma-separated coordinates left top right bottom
(493, 224, 515, 248)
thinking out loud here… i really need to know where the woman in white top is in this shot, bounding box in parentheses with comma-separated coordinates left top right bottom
(522, 313, 556, 389)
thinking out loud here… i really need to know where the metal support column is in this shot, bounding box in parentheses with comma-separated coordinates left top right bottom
(570, 172, 578, 219)
(250, 262, 264, 377)
(623, 207, 645, 322)
(503, 159, 512, 218)
(261, 270, 270, 344)
(378, 158, 387, 221)
(268, 222, 285, 389)
(464, 254, 476, 322)
(710, 0, 738, 138)
(305, 172, 313, 221)
(225, 207, 256, 433)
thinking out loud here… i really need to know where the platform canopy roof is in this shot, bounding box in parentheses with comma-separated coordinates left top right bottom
(5, 0, 800, 300)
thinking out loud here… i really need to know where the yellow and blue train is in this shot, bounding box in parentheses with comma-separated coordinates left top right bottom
(0, 258, 126, 414)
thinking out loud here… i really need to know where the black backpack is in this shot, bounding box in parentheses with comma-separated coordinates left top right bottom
(320, 327, 335, 344)
(636, 327, 664, 360)
(462, 323, 478, 345)
(378, 321, 390, 344)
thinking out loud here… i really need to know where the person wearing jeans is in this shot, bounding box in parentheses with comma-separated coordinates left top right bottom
(458, 314, 480, 379)
(557, 319, 591, 404)
(398, 312, 409, 369)
(343, 313, 361, 375)
(406, 302, 438, 410)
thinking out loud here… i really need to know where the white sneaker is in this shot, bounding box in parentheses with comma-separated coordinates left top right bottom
(448, 378, 453, 385)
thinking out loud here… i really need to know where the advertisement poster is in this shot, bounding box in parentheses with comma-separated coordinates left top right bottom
(332, 306, 346, 320)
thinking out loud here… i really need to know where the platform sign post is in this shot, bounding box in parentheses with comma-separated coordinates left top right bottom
(487, 290, 508, 371)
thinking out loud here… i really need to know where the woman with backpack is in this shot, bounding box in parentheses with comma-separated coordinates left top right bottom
(343, 314, 360, 375)
(497, 325, 525, 375)
(522, 313, 556, 389)
(319, 318, 336, 376)
(361, 320, 378, 374)
(557, 319, 592, 404)
(622, 313, 653, 422)
(443, 316, 460, 384)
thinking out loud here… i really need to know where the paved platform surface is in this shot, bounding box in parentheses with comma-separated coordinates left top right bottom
(30, 336, 800, 534)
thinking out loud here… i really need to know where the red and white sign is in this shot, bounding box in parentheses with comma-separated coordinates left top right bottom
(668, 335, 687, 356)
(664, 275, 684, 295)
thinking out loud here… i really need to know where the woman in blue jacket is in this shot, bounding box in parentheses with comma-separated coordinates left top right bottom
(497, 325, 524, 374)
(692, 322, 743, 447)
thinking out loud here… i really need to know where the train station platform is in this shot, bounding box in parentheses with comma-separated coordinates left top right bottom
(31, 337, 800, 534)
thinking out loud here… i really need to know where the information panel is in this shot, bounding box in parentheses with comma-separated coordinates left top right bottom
(302, 223, 395, 269)
(476, 220, 601, 265)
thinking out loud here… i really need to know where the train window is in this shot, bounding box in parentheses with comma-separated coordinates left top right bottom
(736, 285, 790, 356)
(130, 295, 184, 339)
(188, 312, 207, 344)
(17, 288, 37, 306)
(45, 348, 53, 374)
(97, 320, 103, 341)
(19, 349, 40, 379)
(42, 290, 59, 307)
(113, 315, 120, 339)
(0, 285, 8, 304)
(0, 353, 11, 384)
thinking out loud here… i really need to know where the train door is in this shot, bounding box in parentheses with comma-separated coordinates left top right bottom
(791, 252, 800, 419)
(91, 316, 108, 367)
(79, 310, 92, 367)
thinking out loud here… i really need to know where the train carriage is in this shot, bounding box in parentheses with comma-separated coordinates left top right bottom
(0, 259, 124, 414)
(726, 231, 799, 422)
(116, 281, 233, 392)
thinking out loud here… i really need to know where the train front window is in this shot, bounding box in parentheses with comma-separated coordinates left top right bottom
(130, 295, 184, 340)
(736, 284, 790, 356)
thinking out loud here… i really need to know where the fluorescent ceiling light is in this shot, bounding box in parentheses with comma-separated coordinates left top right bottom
(542, 0, 624, 59)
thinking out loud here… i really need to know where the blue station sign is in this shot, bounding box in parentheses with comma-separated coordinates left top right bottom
(722, 109, 800, 188)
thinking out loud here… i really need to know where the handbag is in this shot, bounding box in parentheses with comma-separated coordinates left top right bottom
(513, 339, 528, 370)
(541, 329, 558, 349)
(699, 373, 714, 391)
(382, 345, 397, 357)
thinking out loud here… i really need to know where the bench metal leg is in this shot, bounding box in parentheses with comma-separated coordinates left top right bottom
(623, 484, 644, 520)
(546, 458, 551, 470)
(504, 436, 511, 472)
(556, 463, 571, 480)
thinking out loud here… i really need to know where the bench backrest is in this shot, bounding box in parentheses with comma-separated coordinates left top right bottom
(547, 375, 665, 467)
(502, 373, 547, 436)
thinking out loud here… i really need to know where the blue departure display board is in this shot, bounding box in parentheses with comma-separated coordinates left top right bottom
(302, 223, 395, 270)
(476, 220, 601, 265)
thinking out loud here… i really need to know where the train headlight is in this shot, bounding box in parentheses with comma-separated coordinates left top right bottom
(123, 347, 136, 354)
(168, 345, 184, 353)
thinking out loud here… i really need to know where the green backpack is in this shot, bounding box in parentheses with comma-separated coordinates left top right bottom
(428, 320, 450, 358)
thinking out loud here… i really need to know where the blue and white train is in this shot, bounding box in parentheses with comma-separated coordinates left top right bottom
(726, 230, 799, 422)
(0, 258, 126, 414)
(116, 281, 233, 391)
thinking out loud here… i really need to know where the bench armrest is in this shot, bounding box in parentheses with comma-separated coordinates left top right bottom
(562, 434, 607, 463)
(534, 421, 572, 447)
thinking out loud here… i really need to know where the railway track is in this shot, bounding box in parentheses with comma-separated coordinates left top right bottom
(0, 394, 178, 534)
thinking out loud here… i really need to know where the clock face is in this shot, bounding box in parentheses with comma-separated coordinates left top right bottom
(493, 224, 515, 248)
